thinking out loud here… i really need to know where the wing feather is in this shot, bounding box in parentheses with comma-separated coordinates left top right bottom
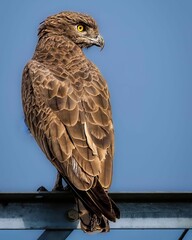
(23, 59, 114, 191)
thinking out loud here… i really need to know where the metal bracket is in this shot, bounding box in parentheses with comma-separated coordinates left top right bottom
(38, 230, 73, 240)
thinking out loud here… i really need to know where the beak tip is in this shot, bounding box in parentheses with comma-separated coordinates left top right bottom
(97, 34, 105, 50)
(100, 44, 104, 51)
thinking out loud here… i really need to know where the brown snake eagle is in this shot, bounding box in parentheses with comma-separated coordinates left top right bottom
(22, 11, 120, 232)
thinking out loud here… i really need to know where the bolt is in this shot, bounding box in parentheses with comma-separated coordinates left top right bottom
(66, 209, 79, 222)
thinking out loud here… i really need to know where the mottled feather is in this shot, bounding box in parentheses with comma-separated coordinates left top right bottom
(22, 11, 119, 232)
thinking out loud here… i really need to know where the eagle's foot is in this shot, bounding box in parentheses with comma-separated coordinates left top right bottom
(37, 186, 48, 192)
(52, 184, 65, 192)
(52, 171, 70, 192)
(52, 184, 70, 192)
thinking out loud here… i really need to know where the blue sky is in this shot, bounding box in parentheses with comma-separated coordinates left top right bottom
(0, 0, 192, 239)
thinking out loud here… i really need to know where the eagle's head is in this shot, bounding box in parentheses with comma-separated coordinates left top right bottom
(38, 11, 104, 49)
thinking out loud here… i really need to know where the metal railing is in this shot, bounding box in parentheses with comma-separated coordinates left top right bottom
(0, 192, 192, 239)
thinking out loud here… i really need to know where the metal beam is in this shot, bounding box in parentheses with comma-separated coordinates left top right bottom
(0, 192, 192, 229)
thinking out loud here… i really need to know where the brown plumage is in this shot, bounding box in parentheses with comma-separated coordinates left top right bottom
(22, 11, 120, 232)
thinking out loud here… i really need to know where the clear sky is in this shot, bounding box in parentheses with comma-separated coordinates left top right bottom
(0, 0, 192, 239)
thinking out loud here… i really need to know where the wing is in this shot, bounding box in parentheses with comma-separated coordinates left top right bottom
(22, 59, 114, 191)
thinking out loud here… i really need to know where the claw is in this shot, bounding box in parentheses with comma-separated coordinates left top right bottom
(37, 186, 48, 192)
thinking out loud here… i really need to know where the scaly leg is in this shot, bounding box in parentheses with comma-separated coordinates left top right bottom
(37, 171, 70, 192)
(52, 171, 71, 191)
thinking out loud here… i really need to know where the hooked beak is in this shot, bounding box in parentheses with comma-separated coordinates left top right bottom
(89, 34, 105, 50)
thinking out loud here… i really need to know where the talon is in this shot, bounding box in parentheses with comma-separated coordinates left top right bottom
(52, 185, 65, 192)
(37, 186, 48, 192)
(63, 185, 71, 192)
(52, 184, 71, 192)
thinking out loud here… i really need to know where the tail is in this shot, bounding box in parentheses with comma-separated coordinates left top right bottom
(65, 177, 120, 232)
(77, 199, 110, 232)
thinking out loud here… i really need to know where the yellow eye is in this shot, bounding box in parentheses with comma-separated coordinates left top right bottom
(77, 25, 84, 32)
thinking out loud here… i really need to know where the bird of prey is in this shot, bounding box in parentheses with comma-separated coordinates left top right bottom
(22, 11, 120, 232)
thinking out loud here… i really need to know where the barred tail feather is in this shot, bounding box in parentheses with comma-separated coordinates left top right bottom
(64, 176, 120, 232)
